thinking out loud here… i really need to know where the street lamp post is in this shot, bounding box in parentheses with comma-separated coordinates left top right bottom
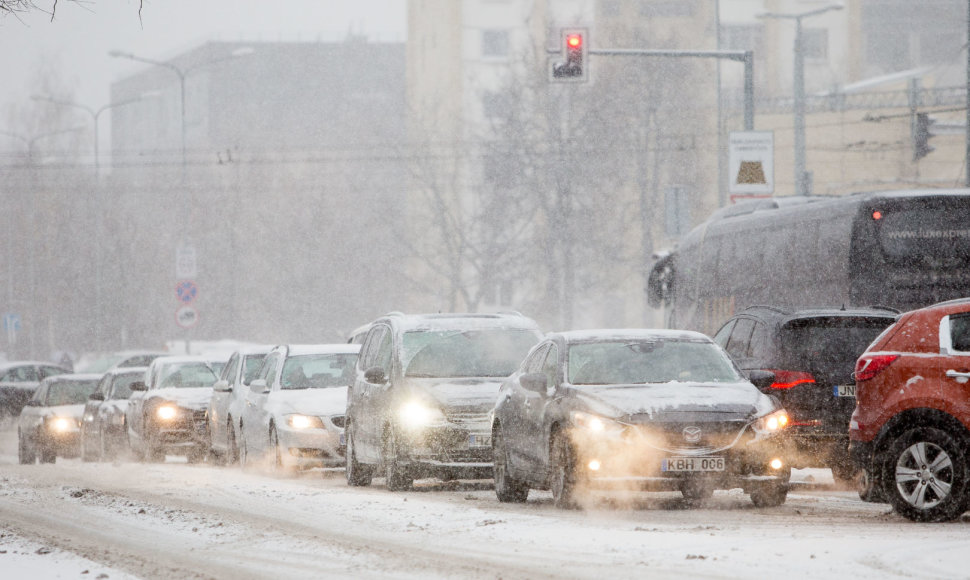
(759, 4, 843, 196)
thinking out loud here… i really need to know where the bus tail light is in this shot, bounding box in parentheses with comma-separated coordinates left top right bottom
(765, 369, 816, 390)
(854, 354, 899, 381)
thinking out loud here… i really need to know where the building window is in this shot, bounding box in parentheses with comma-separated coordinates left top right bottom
(802, 28, 828, 60)
(482, 30, 510, 59)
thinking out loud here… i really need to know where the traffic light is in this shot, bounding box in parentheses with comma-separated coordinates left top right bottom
(913, 112, 936, 161)
(551, 29, 588, 82)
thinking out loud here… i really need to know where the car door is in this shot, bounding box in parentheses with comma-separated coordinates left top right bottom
(503, 343, 550, 471)
(84, 373, 111, 441)
(531, 343, 563, 473)
(210, 353, 239, 447)
(353, 324, 391, 462)
(941, 312, 970, 418)
(244, 351, 281, 455)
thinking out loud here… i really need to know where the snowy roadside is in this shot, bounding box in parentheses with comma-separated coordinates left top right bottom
(0, 530, 137, 580)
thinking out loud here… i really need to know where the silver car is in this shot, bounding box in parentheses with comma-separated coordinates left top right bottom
(206, 345, 272, 464)
(18, 374, 101, 463)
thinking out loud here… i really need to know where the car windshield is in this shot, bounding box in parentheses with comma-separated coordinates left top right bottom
(242, 354, 266, 385)
(280, 353, 357, 390)
(158, 362, 218, 389)
(403, 328, 540, 378)
(109, 374, 142, 399)
(75, 354, 127, 374)
(45, 380, 100, 405)
(567, 339, 742, 385)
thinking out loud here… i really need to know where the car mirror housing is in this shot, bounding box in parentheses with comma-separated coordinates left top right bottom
(88, 392, 105, 401)
(364, 367, 387, 384)
(250, 379, 270, 394)
(213, 379, 232, 393)
(129, 381, 147, 391)
(520, 372, 548, 393)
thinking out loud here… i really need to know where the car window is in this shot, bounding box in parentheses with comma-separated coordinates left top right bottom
(109, 373, 141, 399)
(713, 319, 735, 349)
(3, 366, 38, 382)
(242, 354, 266, 385)
(45, 380, 100, 405)
(157, 362, 218, 389)
(29, 382, 48, 404)
(523, 344, 550, 374)
(221, 354, 240, 382)
(541, 344, 560, 389)
(748, 321, 768, 356)
(402, 328, 540, 378)
(779, 317, 896, 372)
(360, 325, 389, 370)
(951, 313, 970, 353)
(258, 353, 282, 384)
(40, 365, 68, 378)
(568, 339, 742, 385)
(95, 374, 112, 397)
(725, 318, 755, 359)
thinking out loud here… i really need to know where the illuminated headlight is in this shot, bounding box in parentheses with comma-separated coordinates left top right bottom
(47, 417, 76, 432)
(752, 409, 790, 437)
(286, 414, 325, 429)
(572, 411, 624, 436)
(398, 401, 446, 429)
(156, 405, 178, 421)
(111, 413, 126, 426)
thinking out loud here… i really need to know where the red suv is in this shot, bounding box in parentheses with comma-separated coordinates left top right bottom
(849, 298, 970, 522)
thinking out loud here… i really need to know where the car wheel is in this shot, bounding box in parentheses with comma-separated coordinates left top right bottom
(830, 459, 859, 485)
(680, 478, 714, 506)
(346, 423, 373, 487)
(227, 419, 239, 465)
(18, 432, 35, 465)
(550, 431, 581, 509)
(857, 467, 885, 503)
(239, 428, 250, 469)
(493, 426, 528, 503)
(750, 483, 788, 507)
(270, 425, 284, 471)
(382, 426, 413, 491)
(885, 427, 970, 522)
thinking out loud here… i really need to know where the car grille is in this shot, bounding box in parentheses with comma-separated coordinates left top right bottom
(446, 411, 489, 431)
(192, 409, 207, 434)
(624, 420, 750, 455)
(330, 415, 346, 429)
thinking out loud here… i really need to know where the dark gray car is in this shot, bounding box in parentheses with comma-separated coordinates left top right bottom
(491, 329, 791, 508)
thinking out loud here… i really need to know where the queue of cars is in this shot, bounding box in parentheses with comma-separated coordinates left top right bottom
(11, 297, 970, 522)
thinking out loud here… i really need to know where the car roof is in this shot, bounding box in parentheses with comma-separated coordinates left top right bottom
(277, 344, 361, 357)
(555, 328, 712, 343)
(42, 373, 101, 383)
(377, 312, 541, 333)
(0, 361, 67, 371)
(102, 366, 148, 377)
(233, 345, 275, 356)
(734, 305, 899, 322)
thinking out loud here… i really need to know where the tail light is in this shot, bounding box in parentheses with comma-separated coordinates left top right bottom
(854, 354, 899, 381)
(765, 369, 816, 390)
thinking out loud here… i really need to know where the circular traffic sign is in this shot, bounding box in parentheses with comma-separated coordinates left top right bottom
(175, 305, 200, 329)
(176, 279, 199, 304)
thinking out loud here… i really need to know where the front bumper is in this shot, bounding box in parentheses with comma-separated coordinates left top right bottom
(149, 408, 207, 453)
(399, 423, 494, 479)
(38, 430, 81, 457)
(278, 426, 345, 468)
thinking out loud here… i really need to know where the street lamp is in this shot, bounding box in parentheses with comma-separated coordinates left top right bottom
(758, 4, 843, 196)
(30, 93, 156, 176)
(108, 47, 254, 172)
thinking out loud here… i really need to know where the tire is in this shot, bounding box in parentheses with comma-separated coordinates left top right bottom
(239, 427, 250, 469)
(857, 467, 886, 503)
(750, 483, 788, 507)
(830, 459, 859, 485)
(680, 478, 715, 506)
(227, 419, 239, 465)
(885, 427, 970, 522)
(270, 425, 284, 471)
(346, 423, 373, 487)
(18, 432, 35, 465)
(550, 431, 582, 509)
(493, 426, 528, 503)
(382, 426, 413, 491)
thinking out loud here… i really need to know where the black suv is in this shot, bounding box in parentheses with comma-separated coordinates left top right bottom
(713, 306, 897, 481)
(344, 312, 542, 490)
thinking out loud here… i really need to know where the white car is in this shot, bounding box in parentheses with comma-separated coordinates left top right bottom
(206, 345, 273, 464)
(18, 374, 101, 464)
(126, 356, 219, 462)
(239, 344, 359, 471)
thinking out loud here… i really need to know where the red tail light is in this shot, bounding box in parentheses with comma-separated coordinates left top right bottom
(854, 354, 899, 381)
(765, 369, 816, 390)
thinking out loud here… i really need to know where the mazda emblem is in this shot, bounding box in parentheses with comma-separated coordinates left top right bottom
(683, 426, 702, 443)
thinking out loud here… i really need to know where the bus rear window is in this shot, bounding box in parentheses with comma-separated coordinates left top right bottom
(874, 202, 970, 267)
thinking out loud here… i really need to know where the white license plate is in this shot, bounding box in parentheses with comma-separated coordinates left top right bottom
(662, 456, 725, 472)
(469, 434, 491, 448)
(834, 384, 856, 397)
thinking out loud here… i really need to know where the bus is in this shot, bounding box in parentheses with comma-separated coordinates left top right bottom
(647, 189, 970, 336)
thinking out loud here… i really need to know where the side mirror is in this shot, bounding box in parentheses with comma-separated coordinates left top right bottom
(250, 379, 270, 394)
(746, 369, 776, 392)
(520, 372, 548, 394)
(364, 367, 387, 384)
(88, 392, 105, 401)
(130, 382, 147, 392)
(213, 379, 232, 393)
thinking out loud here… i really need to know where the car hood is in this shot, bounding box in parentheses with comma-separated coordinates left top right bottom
(40, 404, 86, 419)
(569, 381, 777, 423)
(148, 387, 213, 411)
(409, 377, 505, 413)
(266, 387, 347, 417)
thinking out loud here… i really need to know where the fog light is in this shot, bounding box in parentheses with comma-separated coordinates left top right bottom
(588, 459, 601, 471)
(769, 458, 783, 470)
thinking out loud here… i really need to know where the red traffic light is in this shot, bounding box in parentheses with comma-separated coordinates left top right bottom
(566, 34, 583, 49)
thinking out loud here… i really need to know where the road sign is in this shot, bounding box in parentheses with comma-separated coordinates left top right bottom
(176, 246, 197, 279)
(175, 305, 200, 329)
(175, 280, 199, 304)
(729, 131, 774, 195)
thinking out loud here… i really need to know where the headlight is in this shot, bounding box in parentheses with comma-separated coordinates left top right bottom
(156, 405, 178, 421)
(572, 411, 624, 436)
(398, 401, 446, 429)
(47, 417, 76, 432)
(111, 413, 125, 426)
(286, 414, 325, 429)
(752, 409, 790, 437)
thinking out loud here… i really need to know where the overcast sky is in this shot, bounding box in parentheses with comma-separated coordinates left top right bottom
(0, 0, 406, 131)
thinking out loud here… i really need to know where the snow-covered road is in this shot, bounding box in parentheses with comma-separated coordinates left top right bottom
(1, 428, 968, 580)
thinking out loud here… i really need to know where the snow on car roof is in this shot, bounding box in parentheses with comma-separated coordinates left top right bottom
(0, 360, 68, 371)
(389, 312, 541, 333)
(283, 344, 361, 357)
(42, 373, 103, 383)
(556, 329, 710, 343)
(101, 366, 149, 377)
